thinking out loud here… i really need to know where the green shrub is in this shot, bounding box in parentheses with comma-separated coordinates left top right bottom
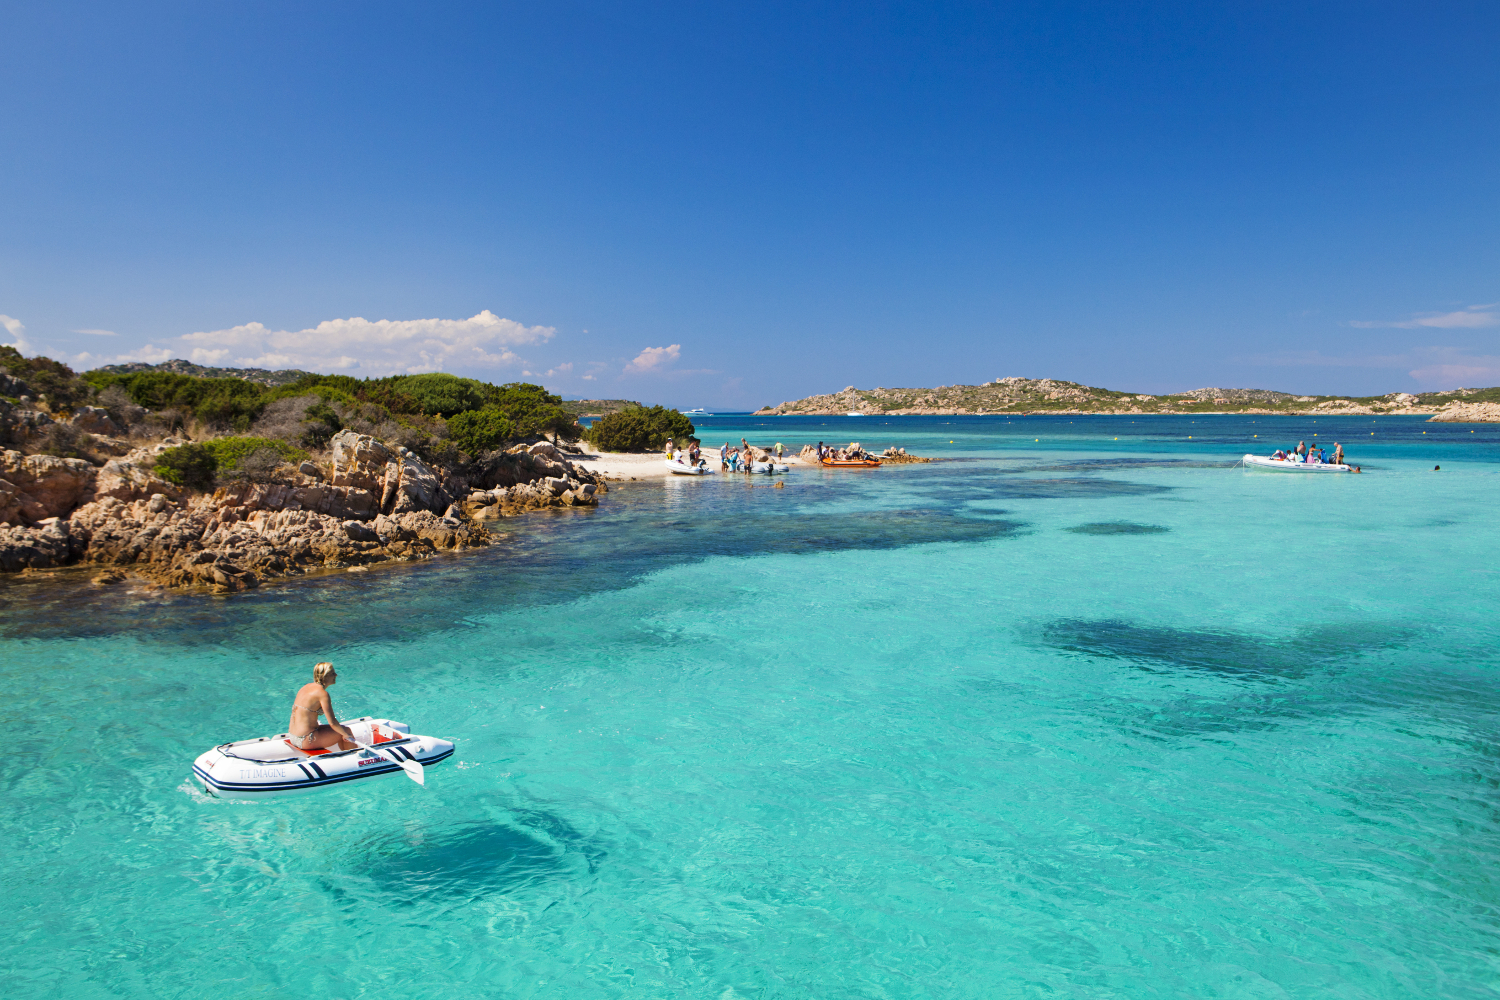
(152, 437, 308, 490)
(152, 444, 218, 490)
(447, 406, 514, 457)
(93, 371, 268, 429)
(300, 402, 343, 447)
(202, 436, 307, 471)
(386, 373, 489, 416)
(485, 382, 581, 440)
(585, 406, 695, 452)
(1, 346, 96, 409)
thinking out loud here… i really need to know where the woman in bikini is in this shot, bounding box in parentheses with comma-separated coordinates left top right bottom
(289, 661, 357, 752)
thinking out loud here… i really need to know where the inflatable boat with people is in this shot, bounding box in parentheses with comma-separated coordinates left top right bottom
(191, 717, 453, 798)
(1242, 454, 1353, 473)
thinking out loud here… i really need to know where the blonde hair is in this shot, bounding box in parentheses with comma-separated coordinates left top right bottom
(313, 661, 335, 685)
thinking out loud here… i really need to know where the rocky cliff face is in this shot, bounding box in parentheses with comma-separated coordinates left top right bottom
(0, 430, 607, 592)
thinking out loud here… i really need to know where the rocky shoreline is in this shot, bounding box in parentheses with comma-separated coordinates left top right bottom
(0, 428, 606, 592)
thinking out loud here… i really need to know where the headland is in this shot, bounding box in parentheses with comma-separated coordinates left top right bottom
(755, 377, 1500, 421)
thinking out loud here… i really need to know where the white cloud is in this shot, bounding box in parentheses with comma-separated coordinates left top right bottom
(1350, 303, 1499, 329)
(625, 344, 681, 373)
(581, 374, 596, 381)
(86, 311, 553, 375)
(1, 315, 32, 354)
(74, 328, 116, 336)
(544, 362, 573, 377)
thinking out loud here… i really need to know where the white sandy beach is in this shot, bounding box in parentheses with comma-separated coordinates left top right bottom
(567, 449, 679, 479)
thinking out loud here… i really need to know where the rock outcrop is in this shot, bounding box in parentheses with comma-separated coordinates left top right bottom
(63, 491, 489, 592)
(1428, 401, 1500, 423)
(0, 428, 607, 592)
(0, 451, 98, 524)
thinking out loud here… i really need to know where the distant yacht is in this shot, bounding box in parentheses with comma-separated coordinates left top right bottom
(681, 408, 711, 416)
(846, 411, 865, 416)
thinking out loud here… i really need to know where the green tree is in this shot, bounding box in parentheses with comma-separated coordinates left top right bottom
(387, 373, 489, 416)
(585, 406, 695, 452)
(152, 444, 218, 490)
(447, 406, 514, 457)
(487, 382, 582, 440)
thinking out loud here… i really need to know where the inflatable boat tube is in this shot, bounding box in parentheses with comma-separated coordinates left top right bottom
(191, 717, 454, 799)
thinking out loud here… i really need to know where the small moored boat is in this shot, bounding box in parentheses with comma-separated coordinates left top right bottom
(820, 457, 882, 468)
(1242, 454, 1352, 473)
(192, 717, 453, 799)
(750, 461, 790, 474)
(666, 458, 714, 475)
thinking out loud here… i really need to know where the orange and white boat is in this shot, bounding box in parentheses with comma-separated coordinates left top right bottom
(820, 457, 882, 468)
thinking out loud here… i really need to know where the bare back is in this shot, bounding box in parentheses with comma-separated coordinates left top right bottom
(289, 682, 335, 736)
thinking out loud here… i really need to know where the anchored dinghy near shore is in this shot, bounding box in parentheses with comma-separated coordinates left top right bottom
(192, 717, 453, 798)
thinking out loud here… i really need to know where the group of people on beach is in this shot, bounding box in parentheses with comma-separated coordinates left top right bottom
(1271, 440, 1360, 472)
(665, 437, 786, 472)
(718, 437, 784, 472)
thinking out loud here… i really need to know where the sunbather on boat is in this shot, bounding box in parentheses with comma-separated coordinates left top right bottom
(289, 661, 357, 752)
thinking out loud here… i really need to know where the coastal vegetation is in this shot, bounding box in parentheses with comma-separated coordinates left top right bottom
(153, 437, 309, 490)
(757, 377, 1500, 420)
(584, 405, 695, 452)
(0, 356, 612, 589)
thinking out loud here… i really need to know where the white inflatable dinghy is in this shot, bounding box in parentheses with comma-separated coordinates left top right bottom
(192, 717, 453, 799)
(665, 458, 714, 475)
(1242, 454, 1352, 473)
(751, 461, 790, 474)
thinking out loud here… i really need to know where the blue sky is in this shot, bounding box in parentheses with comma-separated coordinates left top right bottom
(2, 2, 1496, 407)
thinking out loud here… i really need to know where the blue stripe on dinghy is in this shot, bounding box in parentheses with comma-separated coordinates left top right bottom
(306, 760, 327, 779)
(195, 763, 407, 792)
(191, 747, 453, 795)
(420, 747, 454, 766)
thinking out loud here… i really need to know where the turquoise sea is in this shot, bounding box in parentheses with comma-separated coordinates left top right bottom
(6, 414, 1500, 999)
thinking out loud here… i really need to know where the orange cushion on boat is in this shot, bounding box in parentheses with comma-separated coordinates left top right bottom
(285, 740, 331, 756)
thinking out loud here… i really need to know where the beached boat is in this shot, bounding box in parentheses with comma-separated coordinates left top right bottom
(192, 717, 453, 799)
(666, 458, 714, 475)
(820, 457, 882, 468)
(1242, 454, 1352, 473)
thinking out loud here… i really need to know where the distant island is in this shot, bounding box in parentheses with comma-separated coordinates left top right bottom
(559, 398, 643, 419)
(755, 377, 1500, 422)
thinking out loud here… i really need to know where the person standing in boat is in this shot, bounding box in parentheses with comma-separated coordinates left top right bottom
(289, 662, 356, 752)
(1333, 442, 1345, 465)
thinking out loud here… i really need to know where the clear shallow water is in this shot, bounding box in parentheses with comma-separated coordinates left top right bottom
(5, 416, 1500, 998)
